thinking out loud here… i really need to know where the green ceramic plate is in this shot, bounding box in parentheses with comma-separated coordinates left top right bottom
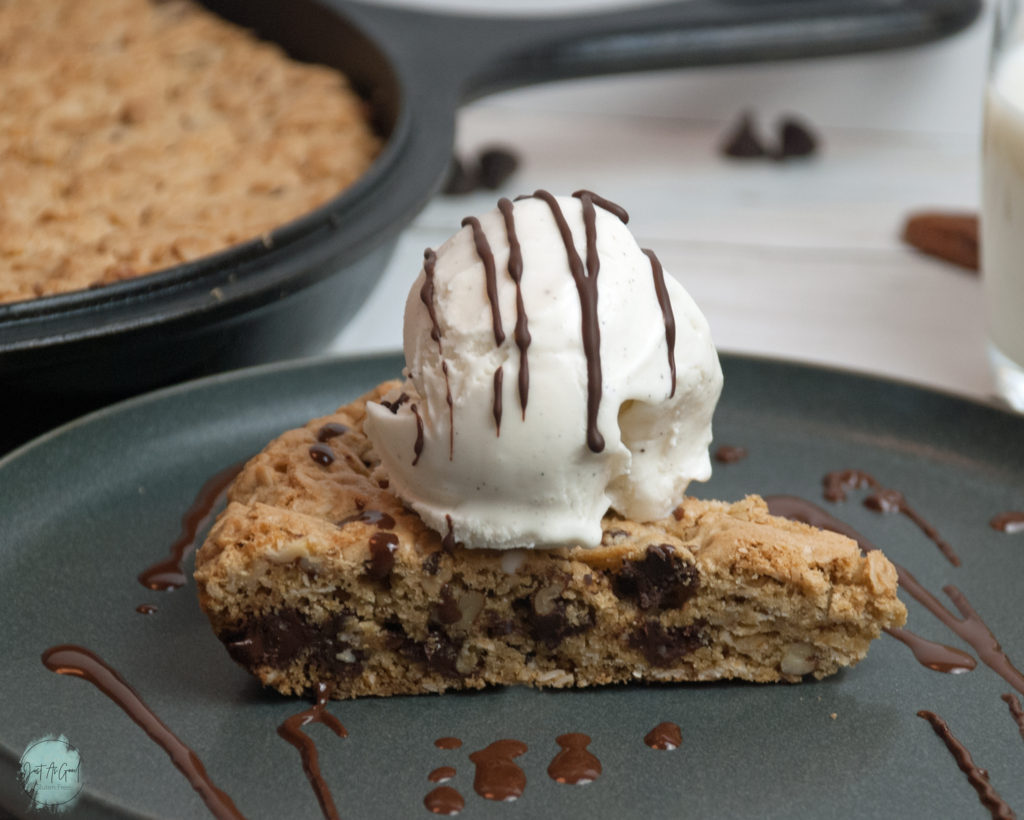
(1, 353, 1023, 819)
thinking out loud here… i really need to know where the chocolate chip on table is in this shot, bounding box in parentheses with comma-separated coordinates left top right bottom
(442, 155, 480, 195)
(478, 147, 519, 190)
(901, 211, 979, 272)
(719, 111, 767, 159)
(442, 146, 521, 195)
(774, 116, 818, 160)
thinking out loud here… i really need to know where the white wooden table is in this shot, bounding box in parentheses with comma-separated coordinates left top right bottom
(331, 0, 998, 404)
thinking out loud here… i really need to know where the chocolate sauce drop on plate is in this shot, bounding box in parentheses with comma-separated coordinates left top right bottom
(547, 733, 601, 785)
(429, 766, 456, 783)
(644, 722, 682, 750)
(991, 512, 1024, 534)
(822, 469, 960, 566)
(277, 681, 347, 820)
(136, 603, 158, 615)
(41, 645, 245, 820)
(714, 444, 748, 464)
(917, 710, 1017, 820)
(138, 460, 244, 591)
(434, 737, 463, 750)
(424, 785, 464, 815)
(469, 739, 528, 801)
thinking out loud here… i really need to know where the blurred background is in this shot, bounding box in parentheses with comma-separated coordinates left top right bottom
(331, 0, 992, 400)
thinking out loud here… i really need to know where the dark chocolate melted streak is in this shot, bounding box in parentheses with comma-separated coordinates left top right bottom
(41, 645, 246, 820)
(643, 248, 676, 398)
(469, 739, 528, 802)
(498, 196, 531, 419)
(644, 721, 682, 750)
(547, 733, 601, 785)
(1003, 693, 1024, 743)
(992, 512, 1024, 534)
(277, 681, 347, 820)
(824, 469, 961, 566)
(138, 460, 245, 591)
(917, 710, 1017, 820)
(764, 496, 1024, 691)
(420, 249, 454, 461)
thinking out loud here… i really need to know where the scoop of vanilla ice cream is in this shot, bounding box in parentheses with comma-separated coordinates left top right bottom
(364, 192, 722, 549)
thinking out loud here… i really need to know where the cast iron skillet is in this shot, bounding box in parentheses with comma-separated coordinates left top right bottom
(0, 0, 980, 449)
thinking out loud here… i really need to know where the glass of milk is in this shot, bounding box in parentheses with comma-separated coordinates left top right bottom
(983, 0, 1024, 411)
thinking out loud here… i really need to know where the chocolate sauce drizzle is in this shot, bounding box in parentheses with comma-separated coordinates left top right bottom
(547, 733, 602, 785)
(643, 248, 676, 398)
(1002, 693, 1024, 742)
(493, 366, 503, 435)
(420, 249, 454, 461)
(532, 189, 604, 452)
(823, 469, 961, 566)
(644, 721, 682, 750)
(277, 681, 347, 820)
(462, 215, 505, 349)
(917, 710, 1017, 820)
(138, 460, 245, 591)
(411, 404, 424, 466)
(41, 645, 245, 820)
(434, 737, 463, 750)
(497, 197, 530, 419)
(424, 785, 464, 815)
(571, 189, 629, 223)
(469, 739, 528, 801)
(886, 627, 975, 674)
(991, 512, 1024, 534)
(764, 495, 1024, 693)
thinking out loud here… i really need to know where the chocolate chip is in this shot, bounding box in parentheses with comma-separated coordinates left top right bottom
(774, 116, 818, 160)
(315, 422, 349, 442)
(442, 155, 478, 195)
(512, 594, 594, 649)
(720, 111, 767, 159)
(309, 443, 335, 466)
(435, 583, 462, 625)
(365, 532, 399, 581)
(221, 611, 357, 674)
(612, 544, 699, 610)
(422, 551, 442, 575)
(478, 147, 519, 190)
(629, 619, 708, 667)
(338, 509, 397, 530)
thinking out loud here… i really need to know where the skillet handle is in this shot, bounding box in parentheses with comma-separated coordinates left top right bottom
(338, 0, 981, 102)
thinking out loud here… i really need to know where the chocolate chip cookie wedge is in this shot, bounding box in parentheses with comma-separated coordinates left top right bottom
(194, 385, 906, 699)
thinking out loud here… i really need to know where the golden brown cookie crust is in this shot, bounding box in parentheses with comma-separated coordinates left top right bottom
(0, 0, 379, 303)
(194, 382, 906, 699)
